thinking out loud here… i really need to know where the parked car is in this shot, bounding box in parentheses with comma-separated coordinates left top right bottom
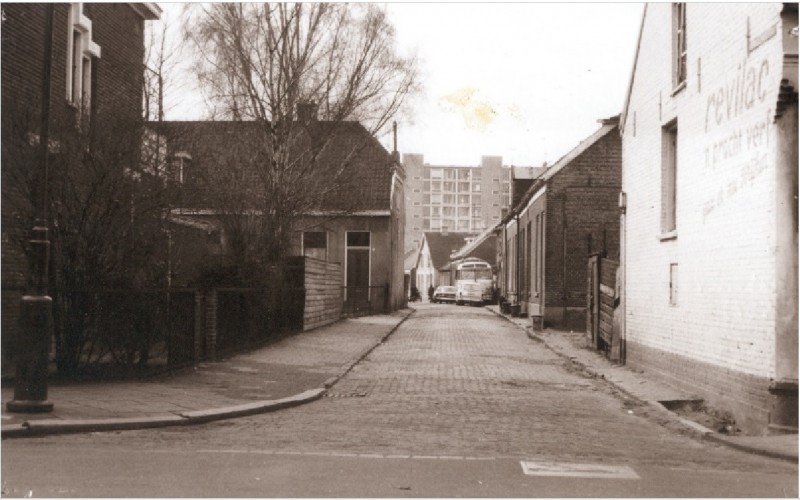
(456, 282, 484, 306)
(432, 285, 457, 303)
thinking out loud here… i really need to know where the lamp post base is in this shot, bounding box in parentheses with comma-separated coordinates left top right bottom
(6, 399, 54, 413)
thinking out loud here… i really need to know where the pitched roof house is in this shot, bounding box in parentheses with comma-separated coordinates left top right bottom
(152, 115, 407, 314)
(618, 3, 797, 433)
(413, 231, 473, 293)
(499, 116, 622, 329)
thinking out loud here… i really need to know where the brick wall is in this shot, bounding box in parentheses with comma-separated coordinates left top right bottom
(542, 128, 622, 328)
(621, 3, 792, 430)
(303, 257, 343, 331)
(1, 3, 151, 369)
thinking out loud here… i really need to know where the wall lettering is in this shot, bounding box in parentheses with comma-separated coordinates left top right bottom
(704, 58, 769, 132)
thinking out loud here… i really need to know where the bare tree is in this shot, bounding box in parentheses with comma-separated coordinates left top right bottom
(182, 3, 419, 269)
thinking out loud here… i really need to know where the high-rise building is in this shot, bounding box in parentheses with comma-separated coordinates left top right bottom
(403, 154, 513, 268)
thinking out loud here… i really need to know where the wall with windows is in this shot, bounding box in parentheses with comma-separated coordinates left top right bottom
(621, 3, 796, 432)
(402, 154, 512, 268)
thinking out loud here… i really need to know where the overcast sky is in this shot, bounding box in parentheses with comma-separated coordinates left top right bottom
(158, 3, 644, 167)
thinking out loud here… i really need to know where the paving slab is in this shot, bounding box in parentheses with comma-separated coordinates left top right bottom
(1, 309, 413, 437)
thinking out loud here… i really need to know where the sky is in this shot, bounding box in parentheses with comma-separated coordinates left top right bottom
(156, 3, 644, 168)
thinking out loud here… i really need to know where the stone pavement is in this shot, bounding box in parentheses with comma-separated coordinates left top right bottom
(486, 305, 798, 463)
(1, 309, 413, 438)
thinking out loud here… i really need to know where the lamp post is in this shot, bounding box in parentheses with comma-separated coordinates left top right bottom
(7, 4, 56, 413)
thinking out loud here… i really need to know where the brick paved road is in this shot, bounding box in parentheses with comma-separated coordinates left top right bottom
(2, 304, 796, 497)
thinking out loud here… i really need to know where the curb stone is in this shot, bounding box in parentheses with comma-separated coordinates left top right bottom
(484, 305, 798, 464)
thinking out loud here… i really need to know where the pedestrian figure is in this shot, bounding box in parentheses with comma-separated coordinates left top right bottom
(427, 285, 435, 301)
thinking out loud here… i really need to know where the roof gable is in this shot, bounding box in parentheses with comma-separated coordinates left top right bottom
(422, 232, 473, 270)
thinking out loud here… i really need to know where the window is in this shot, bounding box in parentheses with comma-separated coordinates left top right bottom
(430, 181, 441, 192)
(412, 176, 421, 180)
(423, 194, 431, 204)
(492, 190, 499, 195)
(303, 231, 327, 260)
(472, 207, 481, 217)
(347, 231, 370, 247)
(431, 193, 442, 204)
(662, 122, 678, 234)
(66, 4, 101, 112)
(413, 201, 420, 206)
(169, 152, 191, 185)
(492, 177, 500, 182)
(442, 206, 455, 217)
(457, 220, 469, 231)
(413, 189, 421, 193)
(502, 182, 510, 193)
(443, 194, 454, 205)
(413, 214, 420, 218)
(458, 182, 469, 192)
(458, 206, 469, 217)
(443, 181, 455, 192)
(472, 170, 482, 180)
(472, 195, 481, 206)
(444, 169, 456, 179)
(673, 3, 687, 88)
(423, 219, 430, 230)
(431, 206, 440, 217)
(473, 183, 481, 192)
(430, 168, 443, 179)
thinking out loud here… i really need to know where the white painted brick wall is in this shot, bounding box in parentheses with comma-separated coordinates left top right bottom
(622, 3, 785, 378)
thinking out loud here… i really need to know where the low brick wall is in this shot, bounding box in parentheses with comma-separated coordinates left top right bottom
(303, 258, 342, 331)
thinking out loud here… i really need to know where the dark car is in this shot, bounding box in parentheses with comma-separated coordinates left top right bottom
(432, 285, 457, 303)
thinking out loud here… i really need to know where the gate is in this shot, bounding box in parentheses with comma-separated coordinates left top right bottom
(587, 254, 620, 360)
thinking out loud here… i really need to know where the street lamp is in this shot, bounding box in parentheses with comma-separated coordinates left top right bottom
(7, 4, 56, 413)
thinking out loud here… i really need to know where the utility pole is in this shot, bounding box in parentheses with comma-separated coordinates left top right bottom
(8, 4, 56, 412)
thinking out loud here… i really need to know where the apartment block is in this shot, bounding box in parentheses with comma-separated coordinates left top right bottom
(403, 154, 513, 268)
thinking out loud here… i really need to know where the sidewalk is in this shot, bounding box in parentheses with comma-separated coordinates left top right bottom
(1, 309, 414, 438)
(486, 305, 798, 464)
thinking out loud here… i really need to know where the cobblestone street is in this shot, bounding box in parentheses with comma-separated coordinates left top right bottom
(165, 304, 786, 469)
(7, 303, 794, 498)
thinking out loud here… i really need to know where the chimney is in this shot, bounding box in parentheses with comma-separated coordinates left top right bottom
(297, 101, 318, 123)
(391, 121, 400, 162)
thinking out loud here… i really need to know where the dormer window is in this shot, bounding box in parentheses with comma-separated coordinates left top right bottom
(66, 3, 101, 112)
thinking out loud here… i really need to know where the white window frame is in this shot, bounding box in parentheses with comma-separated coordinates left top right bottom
(66, 3, 101, 111)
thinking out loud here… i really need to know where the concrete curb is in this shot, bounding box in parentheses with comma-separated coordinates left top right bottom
(705, 433, 798, 463)
(1, 310, 415, 440)
(485, 306, 798, 464)
(2, 389, 326, 439)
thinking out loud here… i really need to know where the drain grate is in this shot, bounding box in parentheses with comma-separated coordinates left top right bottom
(325, 391, 369, 398)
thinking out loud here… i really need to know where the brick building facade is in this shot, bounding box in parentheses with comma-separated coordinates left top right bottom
(619, 3, 797, 433)
(499, 117, 622, 330)
(1, 3, 161, 373)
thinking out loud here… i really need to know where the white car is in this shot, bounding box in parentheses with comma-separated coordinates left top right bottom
(432, 285, 457, 303)
(456, 283, 484, 306)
